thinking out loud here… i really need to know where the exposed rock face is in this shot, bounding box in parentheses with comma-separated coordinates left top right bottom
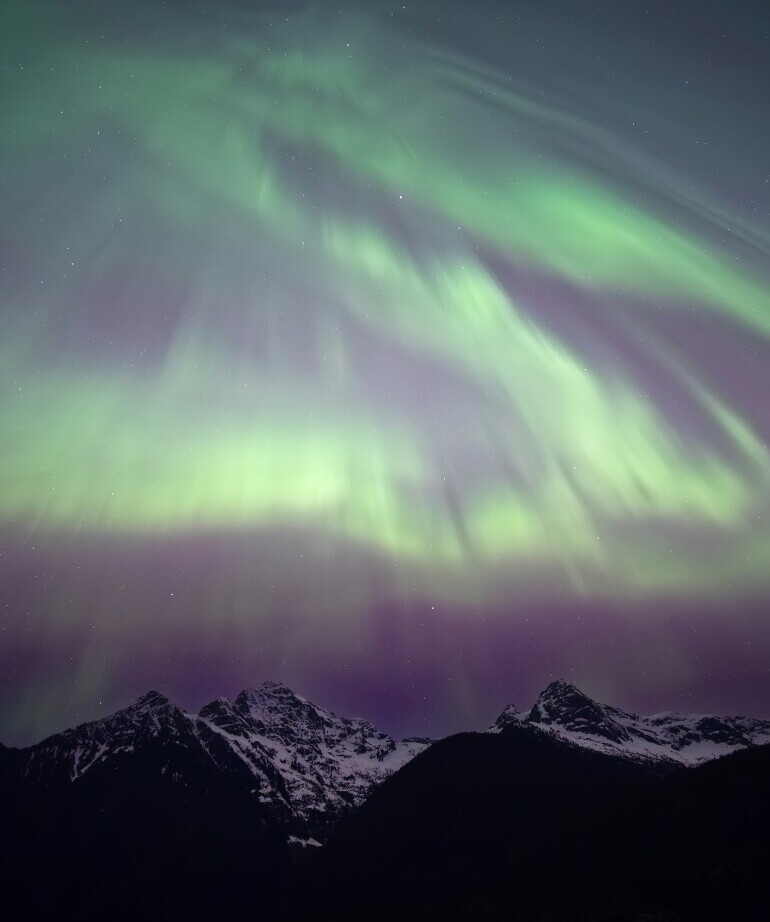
(17, 681, 430, 842)
(492, 678, 770, 765)
(13, 675, 770, 852)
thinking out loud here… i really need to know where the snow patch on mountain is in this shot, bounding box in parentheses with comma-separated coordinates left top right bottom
(491, 679, 770, 765)
(18, 682, 430, 842)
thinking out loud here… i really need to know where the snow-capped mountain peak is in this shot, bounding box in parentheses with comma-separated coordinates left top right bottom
(233, 682, 338, 742)
(131, 689, 173, 708)
(21, 691, 197, 785)
(208, 683, 429, 834)
(16, 679, 770, 846)
(17, 683, 430, 842)
(492, 681, 770, 765)
(491, 703, 522, 732)
(527, 679, 632, 744)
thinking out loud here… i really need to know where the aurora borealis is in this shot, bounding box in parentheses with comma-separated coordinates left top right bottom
(1, 0, 769, 743)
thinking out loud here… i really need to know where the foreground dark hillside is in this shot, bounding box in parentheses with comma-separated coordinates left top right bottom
(292, 727, 770, 922)
(0, 740, 289, 921)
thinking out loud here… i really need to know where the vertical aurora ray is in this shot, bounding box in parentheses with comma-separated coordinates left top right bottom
(1, 0, 769, 741)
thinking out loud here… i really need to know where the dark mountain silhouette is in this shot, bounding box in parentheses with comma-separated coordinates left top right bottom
(2, 683, 768, 921)
(295, 725, 770, 921)
(1, 728, 288, 921)
(13, 683, 427, 844)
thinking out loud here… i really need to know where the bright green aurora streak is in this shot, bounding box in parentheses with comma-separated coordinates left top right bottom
(1, 0, 769, 600)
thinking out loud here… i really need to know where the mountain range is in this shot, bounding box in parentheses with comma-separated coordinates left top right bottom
(9, 678, 770, 842)
(2, 680, 769, 920)
(15, 680, 428, 843)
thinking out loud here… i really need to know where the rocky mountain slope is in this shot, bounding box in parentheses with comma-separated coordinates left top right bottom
(492, 678, 770, 764)
(17, 681, 429, 843)
(11, 676, 770, 851)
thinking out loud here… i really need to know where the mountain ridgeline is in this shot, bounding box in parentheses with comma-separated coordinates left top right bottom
(2, 680, 768, 921)
(18, 681, 428, 844)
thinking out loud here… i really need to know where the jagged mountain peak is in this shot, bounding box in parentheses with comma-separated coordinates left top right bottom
(235, 682, 310, 712)
(233, 683, 331, 737)
(21, 690, 197, 784)
(490, 682, 770, 764)
(258, 680, 302, 694)
(55, 689, 188, 738)
(199, 694, 233, 710)
(491, 703, 522, 732)
(199, 682, 429, 840)
(129, 689, 176, 711)
(232, 686, 401, 776)
(240, 680, 302, 699)
(537, 678, 594, 703)
(113, 690, 191, 732)
(17, 681, 429, 842)
(197, 695, 254, 737)
(528, 679, 631, 743)
(489, 682, 603, 733)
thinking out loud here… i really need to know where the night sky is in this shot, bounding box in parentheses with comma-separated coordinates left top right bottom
(1, 0, 769, 745)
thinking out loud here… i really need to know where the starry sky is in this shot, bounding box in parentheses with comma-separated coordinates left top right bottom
(1, 0, 769, 744)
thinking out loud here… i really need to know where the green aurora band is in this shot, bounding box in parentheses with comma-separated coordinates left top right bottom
(1, 0, 769, 600)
